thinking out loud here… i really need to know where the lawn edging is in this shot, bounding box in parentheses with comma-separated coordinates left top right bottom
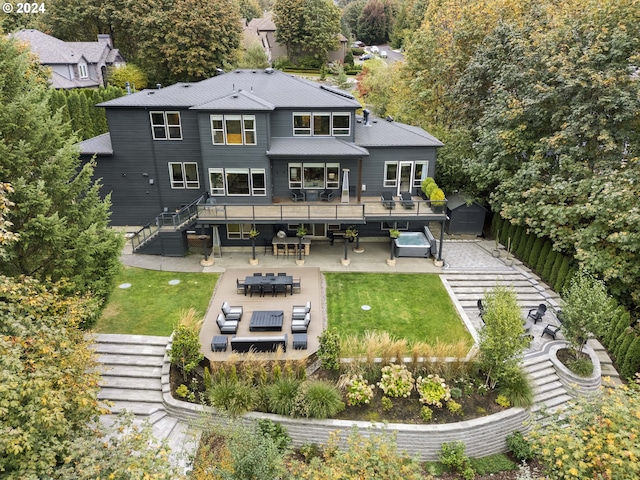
(162, 338, 531, 461)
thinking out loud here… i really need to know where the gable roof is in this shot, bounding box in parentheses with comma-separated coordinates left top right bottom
(78, 133, 113, 155)
(99, 69, 362, 110)
(267, 137, 369, 157)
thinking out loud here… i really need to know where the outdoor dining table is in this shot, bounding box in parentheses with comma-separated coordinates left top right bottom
(244, 275, 293, 296)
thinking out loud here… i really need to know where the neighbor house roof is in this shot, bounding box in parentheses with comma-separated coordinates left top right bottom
(99, 69, 362, 110)
(78, 133, 113, 155)
(354, 116, 444, 147)
(267, 137, 369, 157)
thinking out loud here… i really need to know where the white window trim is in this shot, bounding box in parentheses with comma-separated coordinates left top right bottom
(211, 115, 224, 145)
(225, 168, 251, 196)
(251, 168, 266, 196)
(384, 161, 398, 187)
(332, 112, 351, 136)
(208, 168, 224, 195)
(210, 114, 256, 145)
(78, 63, 88, 79)
(151, 111, 182, 140)
(227, 223, 253, 240)
(312, 113, 331, 136)
(169, 162, 199, 189)
(293, 112, 311, 136)
(288, 163, 302, 189)
(413, 161, 429, 187)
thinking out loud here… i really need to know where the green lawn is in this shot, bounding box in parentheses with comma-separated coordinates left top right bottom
(325, 273, 471, 345)
(94, 267, 219, 336)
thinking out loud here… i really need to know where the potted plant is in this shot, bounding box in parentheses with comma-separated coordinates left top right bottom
(346, 225, 364, 253)
(430, 188, 446, 214)
(387, 228, 401, 266)
(249, 227, 259, 265)
(296, 225, 307, 264)
(342, 226, 358, 264)
(421, 177, 436, 200)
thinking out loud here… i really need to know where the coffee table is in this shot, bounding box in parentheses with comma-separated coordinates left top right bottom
(250, 310, 284, 332)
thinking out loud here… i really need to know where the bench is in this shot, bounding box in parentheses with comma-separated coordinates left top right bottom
(231, 334, 288, 353)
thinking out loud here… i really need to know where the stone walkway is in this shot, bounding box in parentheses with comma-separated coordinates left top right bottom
(96, 239, 618, 465)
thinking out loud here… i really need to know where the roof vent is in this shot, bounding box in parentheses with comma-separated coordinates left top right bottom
(147, 91, 155, 95)
(156, 83, 162, 89)
(265, 67, 274, 74)
(385, 115, 393, 122)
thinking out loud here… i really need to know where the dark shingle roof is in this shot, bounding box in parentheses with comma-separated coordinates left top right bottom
(267, 137, 369, 157)
(99, 69, 362, 110)
(78, 133, 113, 155)
(355, 116, 443, 147)
(192, 90, 275, 111)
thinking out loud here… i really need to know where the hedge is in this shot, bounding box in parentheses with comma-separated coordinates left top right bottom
(620, 335, 640, 381)
(522, 233, 536, 265)
(548, 254, 563, 292)
(536, 240, 552, 274)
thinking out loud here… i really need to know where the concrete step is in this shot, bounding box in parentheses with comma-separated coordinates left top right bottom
(166, 421, 190, 452)
(97, 364, 163, 379)
(534, 386, 569, 405)
(455, 293, 546, 302)
(445, 280, 535, 288)
(153, 415, 179, 441)
(97, 353, 165, 367)
(532, 379, 564, 396)
(149, 410, 168, 425)
(99, 376, 161, 391)
(92, 342, 168, 357)
(91, 333, 170, 346)
(526, 366, 557, 382)
(104, 400, 164, 416)
(98, 387, 164, 403)
(536, 393, 573, 411)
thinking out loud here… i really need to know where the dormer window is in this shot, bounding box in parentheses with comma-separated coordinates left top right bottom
(78, 63, 88, 79)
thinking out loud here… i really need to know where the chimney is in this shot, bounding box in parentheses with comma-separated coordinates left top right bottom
(97, 34, 113, 48)
(363, 108, 370, 126)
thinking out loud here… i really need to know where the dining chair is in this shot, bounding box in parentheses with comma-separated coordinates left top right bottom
(277, 272, 287, 276)
(266, 272, 275, 277)
(253, 272, 262, 276)
(276, 243, 287, 257)
(292, 278, 301, 294)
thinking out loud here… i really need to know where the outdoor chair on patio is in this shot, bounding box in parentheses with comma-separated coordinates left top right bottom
(216, 313, 238, 334)
(542, 310, 563, 340)
(400, 191, 415, 209)
(320, 189, 335, 202)
(221, 301, 243, 321)
(292, 301, 311, 320)
(291, 312, 311, 333)
(381, 191, 396, 209)
(527, 304, 547, 324)
(477, 299, 486, 323)
(291, 189, 306, 202)
(272, 282, 288, 297)
(236, 278, 247, 295)
(291, 278, 301, 294)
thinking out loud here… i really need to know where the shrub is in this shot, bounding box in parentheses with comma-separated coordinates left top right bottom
(439, 441, 475, 479)
(421, 405, 433, 421)
(446, 400, 463, 416)
(295, 380, 345, 419)
(603, 306, 630, 349)
(421, 177, 436, 195)
(490, 213, 503, 238)
(541, 249, 557, 282)
(267, 377, 301, 416)
(381, 396, 393, 410)
(527, 236, 543, 268)
(511, 226, 524, 258)
(378, 364, 414, 398)
(176, 384, 189, 398)
(318, 328, 341, 371)
(521, 232, 536, 265)
(256, 419, 291, 454)
(343, 374, 375, 406)
(169, 323, 204, 381)
(536, 240, 552, 274)
(621, 335, 640, 381)
(207, 380, 255, 416)
(299, 442, 322, 462)
(548, 254, 563, 290)
(554, 256, 570, 293)
(470, 454, 517, 475)
(498, 368, 534, 408)
(506, 431, 534, 462)
(450, 386, 463, 399)
(415, 374, 451, 407)
(496, 394, 511, 408)
(568, 356, 595, 377)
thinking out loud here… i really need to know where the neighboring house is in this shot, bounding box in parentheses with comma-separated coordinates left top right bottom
(79, 68, 444, 256)
(244, 12, 347, 63)
(12, 29, 125, 89)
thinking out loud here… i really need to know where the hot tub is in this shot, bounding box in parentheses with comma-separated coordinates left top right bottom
(394, 231, 433, 257)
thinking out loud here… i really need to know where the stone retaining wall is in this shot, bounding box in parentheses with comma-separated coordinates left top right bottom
(162, 339, 531, 461)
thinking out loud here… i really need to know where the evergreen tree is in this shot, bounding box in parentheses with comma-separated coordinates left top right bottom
(554, 257, 570, 294)
(536, 240, 552, 274)
(78, 90, 94, 139)
(541, 250, 557, 283)
(548, 254, 563, 292)
(620, 335, 640, 381)
(0, 35, 123, 312)
(511, 226, 524, 259)
(527, 236, 543, 269)
(604, 306, 631, 350)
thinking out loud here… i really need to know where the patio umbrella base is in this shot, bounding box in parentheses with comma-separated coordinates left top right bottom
(295, 259, 305, 266)
(249, 258, 259, 265)
(341, 258, 350, 266)
(200, 258, 215, 267)
(386, 258, 396, 266)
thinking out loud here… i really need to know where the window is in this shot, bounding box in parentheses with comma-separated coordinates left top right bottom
(313, 113, 330, 136)
(288, 163, 341, 189)
(226, 169, 250, 195)
(384, 162, 398, 187)
(293, 113, 311, 136)
(78, 63, 88, 78)
(210, 115, 256, 145)
(151, 111, 182, 140)
(332, 113, 350, 135)
(227, 223, 253, 239)
(294, 112, 351, 136)
(209, 168, 224, 195)
(169, 162, 199, 189)
(414, 161, 428, 187)
(251, 169, 266, 196)
(381, 221, 409, 231)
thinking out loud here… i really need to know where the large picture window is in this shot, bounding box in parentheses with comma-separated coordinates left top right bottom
(209, 168, 265, 196)
(226, 169, 250, 195)
(293, 112, 351, 136)
(210, 114, 256, 145)
(288, 162, 341, 189)
(151, 111, 182, 140)
(169, 162, 199, 188)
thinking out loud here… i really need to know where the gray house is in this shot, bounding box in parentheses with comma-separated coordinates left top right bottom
(79, 68, 445, 256)
(12, 29, 125, 89)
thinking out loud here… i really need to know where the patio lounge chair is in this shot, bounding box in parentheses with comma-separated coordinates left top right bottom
(400, 191, 415, 209)
(527, 303, 547, 324)
(221, 301, 243, 321)
(291, 189, 305, 202)
(477, 299, 486, 322)
(292, 301, 311, 320)
(381, 191, 396, 209)
(542, 324, 561, 340)
(216, 313, 238, 334)
(291, 312, 311, 333)
(320, 189, 335, 202)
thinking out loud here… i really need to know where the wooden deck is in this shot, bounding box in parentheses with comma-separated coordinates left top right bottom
(199, 267, 323, 362)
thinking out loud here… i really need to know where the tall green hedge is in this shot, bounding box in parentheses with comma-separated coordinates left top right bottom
(536, 240, 552, 274)
(511, 226, 524, 257)
(614, 333, 635, 365)
(549, 255, 564, 293)
(620, 335, 640, 381)
(522, 233, 536, 265)
(604, 307, 631, 349)
(528, 237, 543, 268)
(541, 249, 557, 281)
